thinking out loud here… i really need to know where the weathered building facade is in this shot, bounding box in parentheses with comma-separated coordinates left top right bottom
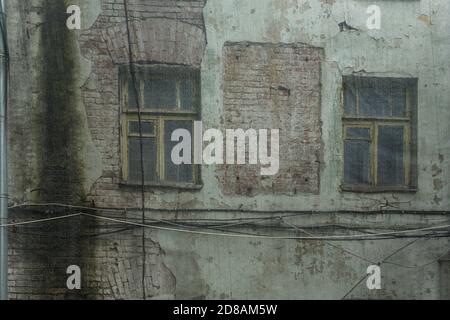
(4, 0, 450, 299)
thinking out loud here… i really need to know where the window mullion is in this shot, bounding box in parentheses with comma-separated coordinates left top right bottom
(123, 117, 129, 182)
(140, 78, 144, 110)
(404, 122, 411, 186)
(356, 87, 360, 116)
(123, 74, 128, 112)
(192, 127, 197, 184)
(176, 80, 181, 110)
(372, 122, 378, 187)
(406, 88, 411, 119)
(389, 89, 394, 117)
(159, 117, 165, 183)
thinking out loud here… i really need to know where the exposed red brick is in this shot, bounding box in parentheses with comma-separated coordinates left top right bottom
(219, 42, 324, 196)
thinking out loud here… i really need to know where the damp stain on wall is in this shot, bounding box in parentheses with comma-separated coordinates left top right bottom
(34, 0, 85, 203)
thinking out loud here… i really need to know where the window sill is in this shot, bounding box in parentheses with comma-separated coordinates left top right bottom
(340, 185, 417, 193)
(119, 181, 203, 191)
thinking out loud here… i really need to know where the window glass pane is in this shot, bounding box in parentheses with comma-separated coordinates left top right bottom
(346, 127, 371, 140)
(128, 80, 139, 109)
(391, 87, 406, 117)
(128, 137, 157, 183)
(164, 120, 194, 183)
(180, 79, 194, 110)
(144, 79, 176, 109)
(344, 140, 372, 185)
(377, 126, 404, 186)
(344, 85, 356, 116)
(129, 121, 155, 136)
(359, 87, 391, 117)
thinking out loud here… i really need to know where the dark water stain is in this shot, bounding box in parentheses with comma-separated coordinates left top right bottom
(12, 0, 99, 300)
(36, 0, 85, 204)
(9, 210, 99, 300)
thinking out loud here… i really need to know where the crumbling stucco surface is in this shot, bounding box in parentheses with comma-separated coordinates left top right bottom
(200, 0, 450, 211)
(5, 0, 450, 299)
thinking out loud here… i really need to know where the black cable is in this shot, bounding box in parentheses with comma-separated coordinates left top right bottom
(10, 203, 450, 216)
(8, 207, 450, 241)
(12, 222, 450, 242)
(10, 205, 390, 234)
(341, 236, 427, 299)
(283, 220, 376, 264)
(341, 273, 370, 300)
(123, 0, 147, 300)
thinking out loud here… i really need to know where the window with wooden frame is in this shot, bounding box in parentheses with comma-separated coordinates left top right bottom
(342, 76, 417, 192)
(120, 65, 201, 188)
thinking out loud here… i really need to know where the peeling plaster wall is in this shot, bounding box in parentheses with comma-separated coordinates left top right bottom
(157, 226, 450, 299)
(200, 0, 450, 212)
(165, 0, 449, 299)
(67, 0, 449, 214)
(5, 0, 450, 300)
(159, 0, 450, 299)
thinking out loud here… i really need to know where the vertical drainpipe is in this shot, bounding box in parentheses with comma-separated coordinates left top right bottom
(0, 0, 8, 301)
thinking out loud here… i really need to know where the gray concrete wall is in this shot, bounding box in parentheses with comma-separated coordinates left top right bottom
(4, 0, 450, 299)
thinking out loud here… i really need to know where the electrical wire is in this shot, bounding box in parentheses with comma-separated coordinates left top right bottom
(9, 203, 450, 238)
(3, 211, 449, 298)
(3, 212, 447, 270)
(5, 207, 438, 240)
(0, 213, 81, 227)
(341, 236, 428, 299)
(123, 0, 147, 300)
(80, 212, 450, 241)
(282, 220, 376, 264)
(10, 202, 450, 216)
(391, 249, 450, 269)
(2, 211, 450, 241)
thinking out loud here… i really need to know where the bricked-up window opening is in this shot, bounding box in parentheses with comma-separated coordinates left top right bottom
(120, 65, 201, 188)
(342, 76, 418, 192)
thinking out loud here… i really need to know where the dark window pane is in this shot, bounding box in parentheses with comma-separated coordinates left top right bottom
(164, 120, 194, 183)
(346, 127, 371, 140)
(129, 121, 155, 136)
(344, 140, 372, 185)
(128, 80, 139, 109)
(344, 85, 356, 116)
(144, 79, 176, 109)
(128, 137, 157, 183)
(391, 87, 406, 117)
(359, 87, 391, 117)
(180, 79, 194, 110)
(377, 126, 404, 186)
